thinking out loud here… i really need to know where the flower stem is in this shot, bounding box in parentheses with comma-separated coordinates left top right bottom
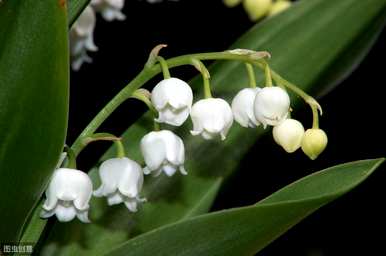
(311, 105, 319, 129)
(157, 56, 171, 79)
(191, 59, 212, 98)
(115, 140, 126, 158)
(71, 68, 155, 155)
(263, 61, 273, 87)
(131, 89, 157, 114)
(245, 63, 257, 88)
(64, 146, 77, 169)
(153, 121, 160, 131)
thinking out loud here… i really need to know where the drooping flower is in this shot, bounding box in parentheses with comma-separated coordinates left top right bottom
(91, 0, 126, 21)
(231, 88, 261, 128)
(268, 0, 292, 16)
(254, 86, 290, 127)
(243, 0, 273, 21)
(151, 78, 193, 126)
(40, 168, 93, 223)
(301, 128, 328, 160)
(190, 98, 234, 140)
(140, 130, 186, 176)
(273, 118, 305, 153)
(70, 6, 98, 71)
(93, 157, 145, 212)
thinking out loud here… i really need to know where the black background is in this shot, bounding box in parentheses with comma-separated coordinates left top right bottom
(69, 1, 386, 255)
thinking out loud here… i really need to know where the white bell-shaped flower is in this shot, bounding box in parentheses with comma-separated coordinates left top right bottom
(91, 0, 126, 21)
(231, 88, 261, 128)
(151, 78, 193, 126)
(70, 6, 98, 71)
(40, 168, 93, 223)
(93, 157, 145, 212)
(273, 118, 305, 153)
(140, 130, 186, 177)
(190, 98, 234, 140)
(254, 86, 290, 127)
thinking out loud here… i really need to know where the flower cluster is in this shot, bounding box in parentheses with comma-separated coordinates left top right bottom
(224, 0, 292, 21)
(41, 52, 327, 223)
(233, 85, 327, 157)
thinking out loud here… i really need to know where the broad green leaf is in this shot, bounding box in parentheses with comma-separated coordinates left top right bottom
(106, 159, 385, 256)
(41, 0, 386, 254)
(0, 0, 69, 242)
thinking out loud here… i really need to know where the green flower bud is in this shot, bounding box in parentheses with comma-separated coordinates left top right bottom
(243, 0, 273, 21)
(301, 129, 328, 160)
(223, 0, 243, 8)
(268, 0, 292, 17)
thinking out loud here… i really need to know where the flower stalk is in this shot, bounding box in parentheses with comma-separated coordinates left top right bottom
(157, 56, 171, 79)
(245, 63, 257, 88)
(192, 59, 212, 98)
(70, 47, 321, 156)
(263, 61, 273, 87)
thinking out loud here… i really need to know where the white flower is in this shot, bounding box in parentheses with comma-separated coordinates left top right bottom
(40, 168, 93, 223)
(91, 0, 126, 21)
(151, 78, 193, 126)
(273, 119, 305, 153)
(70, 6, 98, 71)
(140, 130, 186, 177)
(190, 98, 234, 140)
(254, 86, 290, 127)
(231, 88, 261, 128)
(93, 157, 145, 212)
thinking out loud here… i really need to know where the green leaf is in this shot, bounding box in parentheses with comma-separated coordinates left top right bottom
(0, 0, 69, 242)
(41, 0, 386, 254)
(68, 0, 90, 26)
(106, 158, 385, 256)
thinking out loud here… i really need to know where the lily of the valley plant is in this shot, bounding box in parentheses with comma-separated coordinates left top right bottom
(1, 0, 384, 254)
(41, 46, 327, 223)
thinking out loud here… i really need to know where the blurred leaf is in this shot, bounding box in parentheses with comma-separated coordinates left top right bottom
(68, 0, 90, 26)
(106, 159, 384, 256)
(0, 0, 69, 242)
(41, 0, 386, 254)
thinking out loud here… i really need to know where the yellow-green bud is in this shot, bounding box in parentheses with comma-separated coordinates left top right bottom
(268, 0, 292, 17)
(243, 0, 273, 21)
(301, 129, 328, 160)
(223, 0, 243, 8)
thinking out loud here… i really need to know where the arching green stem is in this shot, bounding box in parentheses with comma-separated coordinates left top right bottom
(70, 48, 320, 156)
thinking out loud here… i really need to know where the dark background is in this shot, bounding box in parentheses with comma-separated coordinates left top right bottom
(69, 1, 386, 255)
